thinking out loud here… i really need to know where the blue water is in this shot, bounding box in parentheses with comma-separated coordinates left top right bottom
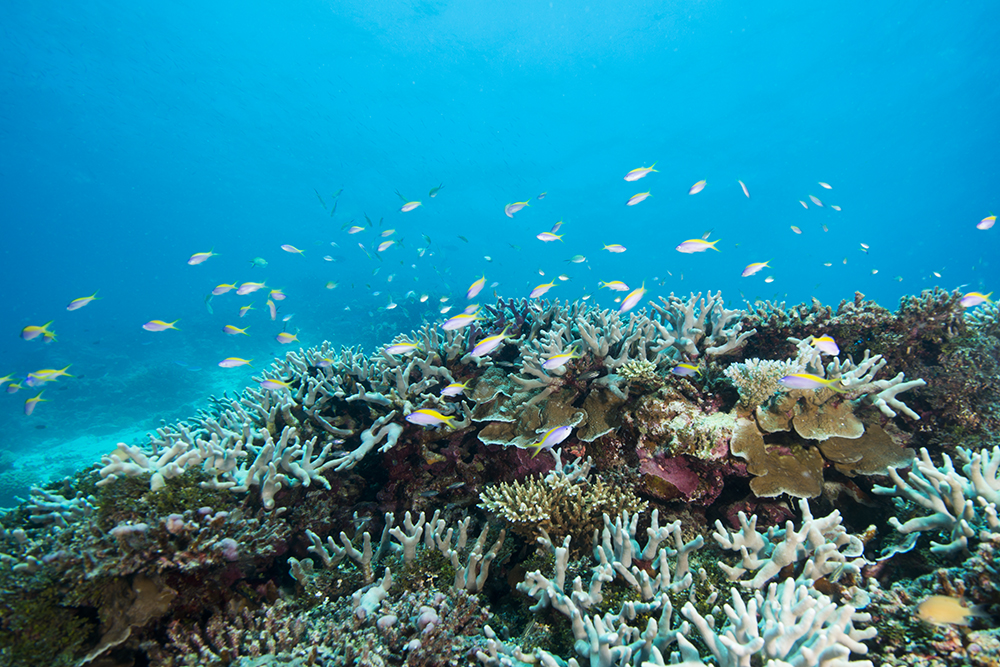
(1, 0, 997, 492)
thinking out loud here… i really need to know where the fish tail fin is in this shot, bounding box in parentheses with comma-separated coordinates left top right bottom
(528, 443, 543, 458)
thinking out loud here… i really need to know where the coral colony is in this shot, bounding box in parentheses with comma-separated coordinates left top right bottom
(2, 288, 1000, 666)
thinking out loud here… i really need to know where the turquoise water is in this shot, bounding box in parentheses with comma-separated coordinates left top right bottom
(1, 0, 997, 496)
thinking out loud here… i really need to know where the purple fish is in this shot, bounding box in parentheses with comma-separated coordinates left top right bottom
(618, 283, 646, 313)
(675, 239, 720, 254)
(779, 374, 845, 392)
(504, 201, 530, 218)
(528, 425, 572, 458)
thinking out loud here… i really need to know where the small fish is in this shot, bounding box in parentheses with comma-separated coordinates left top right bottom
(212, 283, 237, 295)
(270, 289, 287, 301)
(626, 191, 651, 206)
(467, 275, 486, 300)
(314, 189, 327, 208)
(26, 366, 72, 385)
(484, 255, 492, 262)
(223, 324, 250, 336)
(738, 180, 750, 198)
(917, 595, 989, 626)
(812, 335, 840, 356)
(624, 163, 658, 182)
(600, 281, 630, 292)
(237, 282, 266, 295)
(824, 262, 832, 267)
(688, 180, 707, 195)
(429, 183, 444, 197)
(961, 292, 992, 308)
(385, 342, 420, 355)
(282, 314, 294, 322)
(537, 191, 547, 200)
(675, 238, 720, 253)
(458, 235, 469, 243)
(406, 409, 457, 427)
(24, 392, 46, 416)
(799, 200, 809, 209)
(378, 240, 395, 252)
(671, 363, 701, 377)
(831, 205, 842, 211)
(809, 195, 823, 207)
(536, 232, 563, 242)
(275, 332, 299, 344)
(440, 382, 469, 397)
(260, 378, 292, 391)
(21, 321, 54, 341)
(380, 229, 395, 238)
(819, 182, 832, 189)
(764, 276, 774, 283)
(529, 282, 557, 298)
(267, 299, 277, 320)
(0, 374, 14, 388)
(504, 201, 530, 217)
(400, 201, 422, 213)
(603, 244, 627, 253)
(314, 358, 334, 368)
(860, 243, 869, 254)
(143, 319, 179, 332)
(347, 225, 366, 234)
(822, 225, 829, 232)
(471, 325, 512, 357)
(741, 262, 769, 277)
(66, 291, 100, 311)
(542, 346, 581, 370)
(281, 244, 304, 254)
(558, 274, 570, 281)
(619, 282, 646, 313)
(239, 304, 254, 318)
(441, 312, 480, 330)
(219, 357, 253, 368)
(779, 373, 846, 392)
(440, 306, 453, 314)
(6, 383, 21, 394)
(249, 257, 268, 268)
(790, 226, 802, 234)
(188, 249, 218, 265)
(978, 215, 996, 230)
(419, 294, 429, 302)
(528, 425, 572, 458)
(567, 254, 586, 263)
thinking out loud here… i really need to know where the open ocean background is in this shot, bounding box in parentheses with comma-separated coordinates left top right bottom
(1, 0, 997, 504)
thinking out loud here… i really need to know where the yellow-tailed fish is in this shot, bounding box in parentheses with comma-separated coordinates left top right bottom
(219, 357, 253, 368)
(688, 180, 706, 195)
(624, 163, 657, 182)
(741, 261, 769, 277)
(675, 238, 720, 254)
(276, 332, 298, 344)
(779, 373, 846, 392)
(142, 319, 179, 332)
(405, 409, 456, 427)
(223, 324, 249, 336)
(626, 191, 651, 206)
(21, 321, 54, 341)
(188, 249, 218, 265)
(66, 291, 99, 311)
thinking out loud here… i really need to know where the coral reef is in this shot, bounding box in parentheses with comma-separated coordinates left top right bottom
(1, 291, 998, 666)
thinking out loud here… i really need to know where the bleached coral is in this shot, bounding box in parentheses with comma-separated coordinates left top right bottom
(478, 506, 875, 667)
(712, 498, 868, 590)
(873, 445, 1000, 557)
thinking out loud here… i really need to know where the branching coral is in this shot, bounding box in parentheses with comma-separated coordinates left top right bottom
(478, 450, 645, 548)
